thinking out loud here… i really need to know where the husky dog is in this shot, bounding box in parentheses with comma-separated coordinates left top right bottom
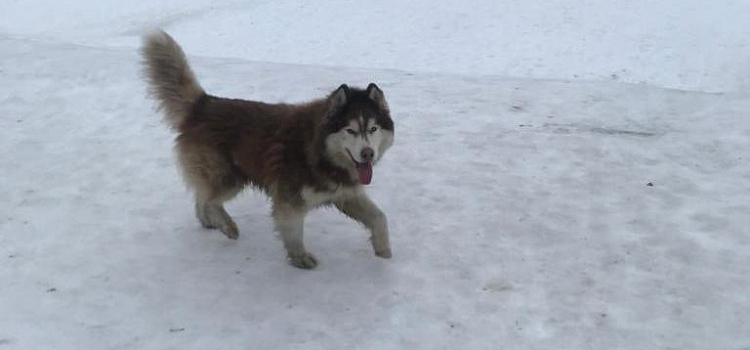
(141, 30, 394, 269)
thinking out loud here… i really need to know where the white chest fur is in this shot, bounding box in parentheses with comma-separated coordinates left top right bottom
(300, 185, 361, 209)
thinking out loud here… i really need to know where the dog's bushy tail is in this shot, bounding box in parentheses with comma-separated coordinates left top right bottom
(142, 30, 204, 130)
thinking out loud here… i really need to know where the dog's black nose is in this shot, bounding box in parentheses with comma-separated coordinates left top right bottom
(361, 147, 374, 162)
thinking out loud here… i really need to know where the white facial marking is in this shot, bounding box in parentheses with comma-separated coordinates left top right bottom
(325, 115, 394, 174)
(342, 117, 378, 163)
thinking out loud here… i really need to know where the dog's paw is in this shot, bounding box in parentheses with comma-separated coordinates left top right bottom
(288, 252, 318, 269)
(200, 221, 217, 229)
(371, 237, 392, 259)
(375, 248, 392, 259)
(219, 221, 239, 240)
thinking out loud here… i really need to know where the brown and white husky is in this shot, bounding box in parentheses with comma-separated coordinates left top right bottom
(142, 30, 394, 269)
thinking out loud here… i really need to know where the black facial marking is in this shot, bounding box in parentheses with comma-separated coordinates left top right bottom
(323, 85, 393, 139)
(358, 113, 367, 141)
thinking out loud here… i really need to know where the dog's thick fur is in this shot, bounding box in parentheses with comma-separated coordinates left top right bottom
(141, 30, 394, 269)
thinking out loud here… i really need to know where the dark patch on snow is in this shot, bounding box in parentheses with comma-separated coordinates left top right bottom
(169, 328, 185, 333)
(483, 280, 514, 292)
(542, 123, 657, 137)
(590, 127, 655, 137)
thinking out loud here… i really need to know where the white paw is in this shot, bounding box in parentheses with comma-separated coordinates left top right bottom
(375, 247, 392, 259)
(371, 237, 392, 259)
(219, 221, 239, 240)
(288, 252, 318, 269)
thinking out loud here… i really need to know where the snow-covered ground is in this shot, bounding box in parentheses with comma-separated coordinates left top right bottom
(2, 0, 750, 93)
(1, 1, 749, 350)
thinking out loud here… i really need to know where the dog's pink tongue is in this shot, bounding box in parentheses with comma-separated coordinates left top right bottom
(357, 162, 373, 185)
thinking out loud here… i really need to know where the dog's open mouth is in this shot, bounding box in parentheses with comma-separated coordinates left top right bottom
(347, 150, 373, 185)
(355, 161, 373, 185)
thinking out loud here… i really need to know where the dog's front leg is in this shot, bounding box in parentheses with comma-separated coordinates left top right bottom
(272, 203, 317, 269)
(335, 193, 392, 259)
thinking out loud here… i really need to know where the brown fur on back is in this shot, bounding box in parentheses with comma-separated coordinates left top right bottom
(176, 94, 356, 206)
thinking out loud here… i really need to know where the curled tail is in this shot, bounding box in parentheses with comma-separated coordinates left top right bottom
(141, 30, 204, 130)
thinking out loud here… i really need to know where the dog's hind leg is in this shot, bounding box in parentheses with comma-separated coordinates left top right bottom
(178, 144, 243, 239)
(272, 202, 317, 269)
(334, 192, 392, 259)
(195, 195, 240, 239)
(195, 201, 214, 228)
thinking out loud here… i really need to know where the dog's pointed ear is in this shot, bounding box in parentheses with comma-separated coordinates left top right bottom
(367, 83, 389, 112)
(328, 84, 349, 116)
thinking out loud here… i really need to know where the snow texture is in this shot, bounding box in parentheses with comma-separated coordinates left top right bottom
(1, 1, 749, 350)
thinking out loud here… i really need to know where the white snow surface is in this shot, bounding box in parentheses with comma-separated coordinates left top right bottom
(2, 0, 750, 92)
(1, 2, 750, 350)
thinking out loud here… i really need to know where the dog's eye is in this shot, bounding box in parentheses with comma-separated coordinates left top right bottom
(368, 126, 378, 133)
(345, 128, 357, 135)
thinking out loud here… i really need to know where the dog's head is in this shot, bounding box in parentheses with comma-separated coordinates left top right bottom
(323, 83, 394, 185)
